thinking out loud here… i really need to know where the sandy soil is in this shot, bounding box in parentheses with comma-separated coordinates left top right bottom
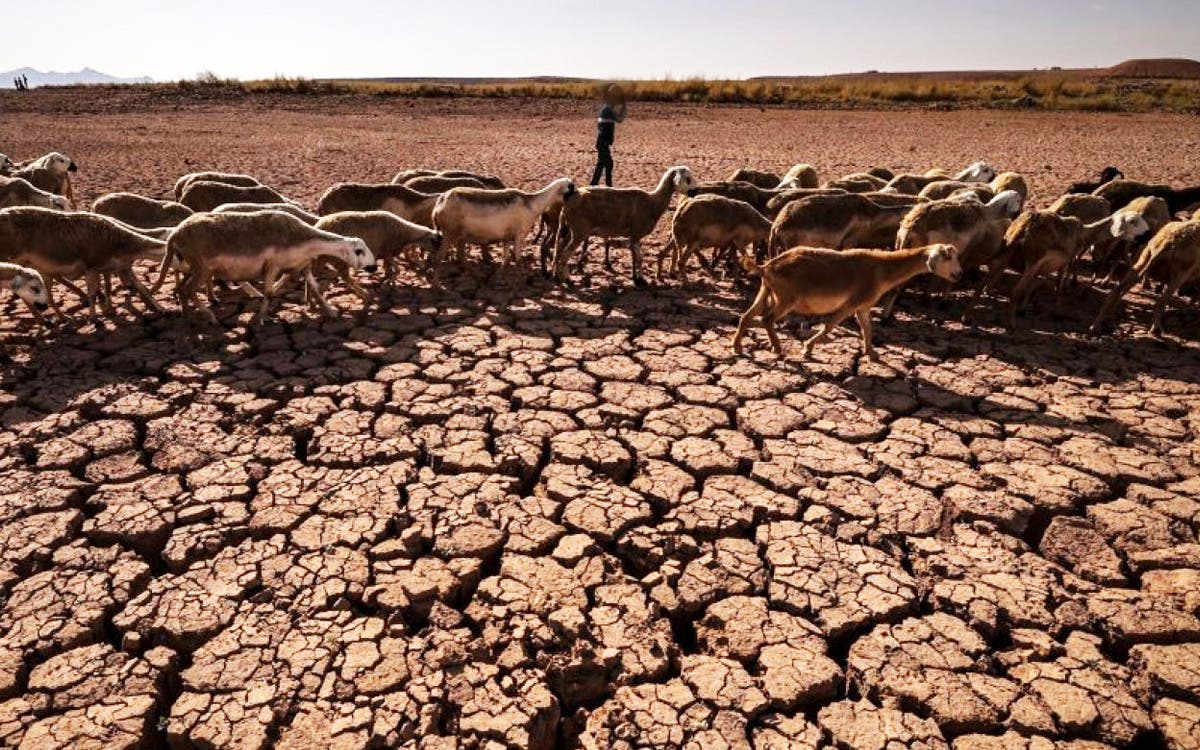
(0, 95, 1199, 749)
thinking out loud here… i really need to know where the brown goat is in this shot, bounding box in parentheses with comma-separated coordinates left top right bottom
(733, 243, 962, 360)
(1091, 220, 1200, 336)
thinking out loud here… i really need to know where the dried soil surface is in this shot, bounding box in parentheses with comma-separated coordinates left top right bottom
(0, 94, 1199, 749)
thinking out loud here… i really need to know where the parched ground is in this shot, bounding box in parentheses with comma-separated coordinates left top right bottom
(1, 93, 1199, 749)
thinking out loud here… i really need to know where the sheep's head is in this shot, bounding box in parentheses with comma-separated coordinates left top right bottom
(959, 161, 996, 183)
(168, 248, 187, 272)
(40, 152, 76, 176)
(549, 177, 576, 203)
(671, 167, 697, 195)
(776, 177, 802, 191)
(1111, 211, 1150, 241)
(0, 154, 13, 174)
(340, 237, 377, 272)
(988, 190, 1024, 218)
(1100, 166, 1124, 183)
(10, 269, 49, 311)
(925, 244, 963, 283)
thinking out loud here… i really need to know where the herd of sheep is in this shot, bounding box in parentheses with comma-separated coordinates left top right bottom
(1, 149, 1199, 360)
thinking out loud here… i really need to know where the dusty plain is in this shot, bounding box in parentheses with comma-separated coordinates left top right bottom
(1, 91, 1199, 749)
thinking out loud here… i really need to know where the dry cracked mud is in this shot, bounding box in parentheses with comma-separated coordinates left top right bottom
(0, 96, 1199, 748)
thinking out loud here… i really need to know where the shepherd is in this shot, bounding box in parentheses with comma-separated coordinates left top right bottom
(591, 83, 627, 187)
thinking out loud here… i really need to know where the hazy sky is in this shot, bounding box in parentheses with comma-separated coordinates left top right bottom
(5, 0, 1198, 80)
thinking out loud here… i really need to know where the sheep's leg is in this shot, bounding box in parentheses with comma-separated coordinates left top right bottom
(1089, 270, 1139, 333)
(655, 241, 675, 283)
(46, 280, 78, 324)
(963, 254, 1012, 323)
(630, 239, 648, 287)
(733, 283, 771, 355)
(191, 270, 219, 325)
(573, 238, 591, 275)
(1006, 258, 1053, 329)
(57, 277, 89, 301)
(603, 240, 614, 273)
(760, 301, 791, 356)
(305, 269, 336, 317)
(674, 243, 694, 283)
(855, 308, 878, 360)
(879, 287, 903, 321)
(554, 236, 585, 282)
(255, 266, 281, 324)
(84, 271, 112, 320)
(120, 268, 164, 314)
(1149, 275, 1186, 336)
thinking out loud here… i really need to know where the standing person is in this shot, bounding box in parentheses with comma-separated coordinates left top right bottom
(591, 84, 627, 187)
(22, 74, 28, 90)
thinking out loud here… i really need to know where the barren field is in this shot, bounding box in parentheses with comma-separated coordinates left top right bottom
(1, 94, 1200, 749)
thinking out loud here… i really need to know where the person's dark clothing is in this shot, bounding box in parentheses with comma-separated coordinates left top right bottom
(591, 142, 614, 187)
(591, 103, 625, 186)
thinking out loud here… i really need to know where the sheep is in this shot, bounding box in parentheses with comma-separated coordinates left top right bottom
(316, 183, 440, 226)
(156, 210, 376, 324)
(0, 154, 14, 176)
(1065, 166, 1123, 196)
(0, 262, 50, 321)
(732, 243, 962, 360)
(552, 166, 696, 286)
(0, 177, 72, 211)
(824, 175, 887, 193)
(214, 202, 320, 225)
(763, 188, 850, 217)
(404, 175, 489, 194)
(92, 192, 194, 229)
(883, 162, 996, 195)
(767, 193, 915, 253)
(782, 164, 820, 189)
(919, 180, 978, 201)
(974, 210, 1150, 327)
(689, 181, 801, 216)
(866, 167, 895, 181)
(990, 172, 1030, 202)
(431, 177, 576, 276)
(1093, 180, 1200, 213)
(0, 207, 166, 319)
(946, 186, 997, 203)
(1078, 196, 1171, 285)
(894, 191, 1024, 260)
(314, 211, 443, 295)
(860, 192, 926, 208)
(660, 194, 772, 281)
(1090, 220, 1200, 336)
(726, 168, 782, 190)
(392, 169, 505, 189)
(1049, 194, 1112, 225)
(173, 172, 261, 200)
(13, 153, 78, 204)
(878, 191, 1023, 316)
(179, 181, 295, 213)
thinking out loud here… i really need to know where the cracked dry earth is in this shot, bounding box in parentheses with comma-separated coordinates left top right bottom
(2, 100, 1200, 749)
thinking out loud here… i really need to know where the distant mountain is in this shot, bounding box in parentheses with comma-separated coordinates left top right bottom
(0, 67, 152, 88)
(1103, 59, 1200, 79)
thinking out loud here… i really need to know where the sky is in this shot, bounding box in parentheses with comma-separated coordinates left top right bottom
(4, 0, 1199, 81)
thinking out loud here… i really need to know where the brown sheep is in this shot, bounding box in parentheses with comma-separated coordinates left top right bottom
(725, 168, 782, 190)
(662, 195, 772, 281)
(1049, 194, 1112, 225)
(0, 207, 166, 319)
(782, 164, 820, 189)
(768, 194, 914, 253)
(1090, 220, 1200, 336)
(316, 183, 440, 226)
(689, 181, 799, 216)
(13, 152, 77, 204)
(0, 177, 72, 211)
(92, 192, 194, 229)
(553, 166, 696, 286)
(883, 162, 996, 195)
(763, 188, 850, 217)
(975, 210, 1150, 327)
(990, 172, 1030, 202)
(173, 171, 261, 200)
(313, 211, 443, 297)
(392, 169, 505, 189)
(733, 243, 962, 360)
(404, 175, 489, 194)
(179, 181, 295, 213)
(824, 176, 886, 193)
